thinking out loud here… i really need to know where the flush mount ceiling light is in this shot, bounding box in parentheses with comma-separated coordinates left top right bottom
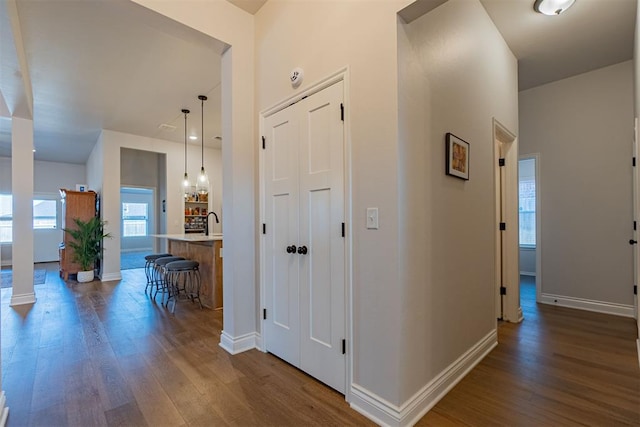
(534, 0, 575, 15)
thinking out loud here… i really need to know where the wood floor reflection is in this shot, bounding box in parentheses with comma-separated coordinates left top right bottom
(1, 263, 369, 426)
(2, 268, 638, 426)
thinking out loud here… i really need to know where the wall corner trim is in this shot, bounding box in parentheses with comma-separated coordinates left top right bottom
(540, 293, 635, 318)
(219, 330, 259, 355)
(9, 292, 36, 306)
(100, 272, 122, 282)
(349, 329, 498, 426)
(0, 391, 9, 427)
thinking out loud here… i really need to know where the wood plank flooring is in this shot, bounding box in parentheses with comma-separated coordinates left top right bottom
(2, 268, 639, 426)
(417, 277, 640, 426)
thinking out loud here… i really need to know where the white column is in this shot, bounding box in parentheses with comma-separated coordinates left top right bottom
(10, 117, 35, 306)
(219, 46, 258, 354)
(0, 216, 8, 426)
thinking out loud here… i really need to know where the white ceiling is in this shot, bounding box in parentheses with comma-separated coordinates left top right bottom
(0, 0, 227, 164)
(0, 0, 636, 164)
(479, 0, 636, 90)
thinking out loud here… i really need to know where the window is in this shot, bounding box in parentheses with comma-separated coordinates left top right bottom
(122, 202, 148, 237)
(0, 195, 11, 243)
(519, 158, 536, 246)
(33, 199, 57, 229)
(0, 195, 58, 243)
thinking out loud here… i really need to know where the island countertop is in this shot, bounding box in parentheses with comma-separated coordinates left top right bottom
(152, 233, 223, 242)
(152, 233, 223, 309)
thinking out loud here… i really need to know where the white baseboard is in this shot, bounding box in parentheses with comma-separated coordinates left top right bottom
(121, 248, 153, 253)
(219, 330, 259, 355)
(10, 292, 36, 306)
(255, 332, 264, 351)
(541, 293, 634, 318)
(0, 260, 11, 267)
(0, 391, 8, 427)
(350, 329, 497, 427)
(100, 272, 122, 282)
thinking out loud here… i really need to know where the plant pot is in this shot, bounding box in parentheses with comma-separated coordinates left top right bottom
(77, 270, 94, 283)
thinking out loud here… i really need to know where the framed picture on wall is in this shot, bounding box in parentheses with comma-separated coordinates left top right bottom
(445, 133, 470, 180)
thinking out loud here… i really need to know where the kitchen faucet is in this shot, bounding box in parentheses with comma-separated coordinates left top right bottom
(204, 211, 219, 236)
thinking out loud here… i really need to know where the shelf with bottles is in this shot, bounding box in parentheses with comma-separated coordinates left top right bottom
(184, 190, 209, 204)
(184, 205, 208, 217)
(184, 215, 206, 231)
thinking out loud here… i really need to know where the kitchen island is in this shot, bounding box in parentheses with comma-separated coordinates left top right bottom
(152, 234, 223, 309)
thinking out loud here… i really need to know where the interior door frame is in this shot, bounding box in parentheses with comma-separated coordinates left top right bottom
(493, 118, 521, 323)
(258, 67, 352, 400)
(120, 185, 157, 254)
(633, 118, 640, 350)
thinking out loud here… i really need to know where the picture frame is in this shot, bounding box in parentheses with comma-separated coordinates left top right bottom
(445, 133, 470, 180)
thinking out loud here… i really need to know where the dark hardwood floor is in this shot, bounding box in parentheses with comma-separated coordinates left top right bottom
(1, 263, 370, 426)
(2, 268, 639, 426)
(417, 276, 640, 426)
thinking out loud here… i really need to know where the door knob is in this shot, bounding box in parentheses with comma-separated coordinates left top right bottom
(630, 239, 638, 245)
(297, 245, 308, 255)
(286, 245, 297, 253)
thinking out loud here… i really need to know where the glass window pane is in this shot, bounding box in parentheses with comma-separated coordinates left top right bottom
(0, 195, 12, 243)
(518, 158, 536, 246)
(122, 202, 148, 237)
(33, 199, 57, 229)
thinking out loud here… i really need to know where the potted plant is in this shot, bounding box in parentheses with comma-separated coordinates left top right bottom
(63, 216, 111, 283)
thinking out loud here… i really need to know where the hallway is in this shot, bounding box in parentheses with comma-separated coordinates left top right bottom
(417, 275, 639, 425)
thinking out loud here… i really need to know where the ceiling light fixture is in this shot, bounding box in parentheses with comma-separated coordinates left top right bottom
(189, 135, 197, 140)
(196, 95, 209, 196)
(533, 0, 575, 15)
(182, 109, 191, 192)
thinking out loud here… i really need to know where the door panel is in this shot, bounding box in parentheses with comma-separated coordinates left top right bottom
(298, 81, 345, 393)
(264, 108, 300, 367)
(263, 80, 345, 393)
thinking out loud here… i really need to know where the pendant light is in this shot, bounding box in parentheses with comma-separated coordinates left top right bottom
(196, 94, 209, 196)
(181, 109, 191, 193)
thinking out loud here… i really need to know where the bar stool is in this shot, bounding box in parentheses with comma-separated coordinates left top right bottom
(152, 256, 185, 304)
(144, 253, 172, 294)
(164, 260, 201, 314)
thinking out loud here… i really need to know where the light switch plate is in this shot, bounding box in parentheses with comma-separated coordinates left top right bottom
(366, 207, 379, 229)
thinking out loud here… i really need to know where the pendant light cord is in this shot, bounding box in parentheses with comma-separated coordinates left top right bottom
(198, 95, 207, 171)
(184, 110, 187, 174)
(181, 109, 190, 179)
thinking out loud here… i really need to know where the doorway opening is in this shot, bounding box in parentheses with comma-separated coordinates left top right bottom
(518, 154, 541, 314)
(120, 187, 155, 270)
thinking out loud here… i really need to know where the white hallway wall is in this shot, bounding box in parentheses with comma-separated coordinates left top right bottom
(519, 61, 634, 312)
(398, 0, 517, 412)
(258, 0, 517, 423)
(0, 156, 86, 265)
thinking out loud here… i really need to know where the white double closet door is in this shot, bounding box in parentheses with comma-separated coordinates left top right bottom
(263, 80, 346, 393)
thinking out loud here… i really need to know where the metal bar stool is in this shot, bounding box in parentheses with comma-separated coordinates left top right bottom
(144, 253, 172, 294)
(164, 260, 201, 314)
(152, 256, 185, 304)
